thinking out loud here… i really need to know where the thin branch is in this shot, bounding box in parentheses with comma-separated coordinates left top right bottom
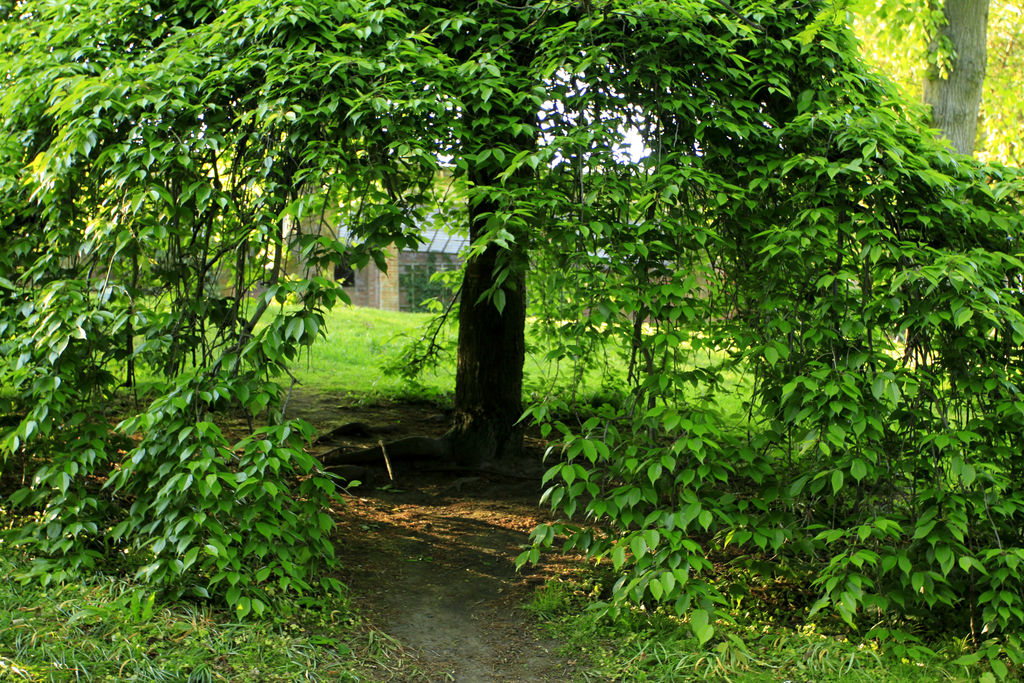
(402, 282, 465, 377)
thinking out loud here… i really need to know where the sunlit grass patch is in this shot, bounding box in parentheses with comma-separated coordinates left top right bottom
(293, 305, 456, 402)
(294, 304, 722, 408)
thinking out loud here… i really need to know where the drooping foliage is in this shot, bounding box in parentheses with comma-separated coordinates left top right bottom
(0, 0, 436, 613)
(2, 0, 1024, 662)
(516, 0, 1024, 659)
(0, 0, 580, 612)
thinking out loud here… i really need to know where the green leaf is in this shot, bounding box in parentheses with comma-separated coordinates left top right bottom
(951, 652, 982, 666)
(789, 475, 809, 496)
(630, 535, 648, 559)
(871, 376, 886, 400)
(690, 608, 714, 645)
(182, 547, 200, 570)
(698, 509, 713, 531)
(612, 543, 626, 570)
(661, 570, 676, 596)
(935, 545, 954, 576)
(952, 306, 973, 328)
(831, 469, 844, 495)
(913, 520, 937, 540)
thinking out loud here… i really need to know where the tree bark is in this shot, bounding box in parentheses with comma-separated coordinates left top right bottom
(438, 10, 535, 466)
(448, 228, 527, 465)
(447, 101, 529, 465)
(923, 0, 989, 155)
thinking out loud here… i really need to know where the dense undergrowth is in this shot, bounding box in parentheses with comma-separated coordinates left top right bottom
(528, 575, 990, 682)
(1, 305, 1020, 681)
(513, 2, 1024, 675)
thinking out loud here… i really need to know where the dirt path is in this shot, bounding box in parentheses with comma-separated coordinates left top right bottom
(333, 483, 574, 681)
(293, 395, 578, 682)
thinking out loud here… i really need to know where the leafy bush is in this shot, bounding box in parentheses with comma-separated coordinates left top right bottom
(519, 0, 1024, 666)
(0, 0, 381, 610)
(4, 0, 1024, 663)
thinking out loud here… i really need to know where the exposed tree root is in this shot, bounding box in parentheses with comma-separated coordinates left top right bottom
(321, 434, 454, 470)
(318, 422, 541, 485)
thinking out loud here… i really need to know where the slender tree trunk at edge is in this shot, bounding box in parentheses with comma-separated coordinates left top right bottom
(924, 0, 989, 155)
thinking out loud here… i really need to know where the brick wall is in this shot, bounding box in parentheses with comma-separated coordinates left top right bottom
(378, 246, 401, 311)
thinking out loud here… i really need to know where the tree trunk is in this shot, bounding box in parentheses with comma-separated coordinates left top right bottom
(448, 197, 528, 465)
(923, 0, 989, 155)
(434, 6, 536, 467)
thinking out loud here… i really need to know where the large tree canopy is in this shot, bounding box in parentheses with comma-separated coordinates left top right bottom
(3, 0, 1024, 660)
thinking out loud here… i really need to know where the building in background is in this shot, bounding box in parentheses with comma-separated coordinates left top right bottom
(298, 220, 466, 313)
(393, 226, 466, 312)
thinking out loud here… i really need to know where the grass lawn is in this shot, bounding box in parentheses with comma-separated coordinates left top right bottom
(290, 306, 455, 401)
(293, 305, 751, 421)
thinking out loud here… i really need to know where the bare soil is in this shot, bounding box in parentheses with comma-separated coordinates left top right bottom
(290, 393, 579, 682)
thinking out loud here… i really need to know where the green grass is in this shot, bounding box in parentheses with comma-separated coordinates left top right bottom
(526, 578, 989, 682)
(292, 305, 456, 401)
(292, 305, 634, 406)
(293, 305, 752, 423)
(54, 299, 746, 419)
(0, 552, 380, 683)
